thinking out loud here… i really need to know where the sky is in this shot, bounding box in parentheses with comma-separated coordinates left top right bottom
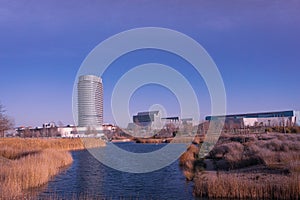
(0, 0, 299, 127)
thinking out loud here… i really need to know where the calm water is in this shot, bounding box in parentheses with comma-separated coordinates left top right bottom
(38, 142, 196, 199)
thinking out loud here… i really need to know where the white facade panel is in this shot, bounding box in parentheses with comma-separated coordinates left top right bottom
(78, 75, 103, 127)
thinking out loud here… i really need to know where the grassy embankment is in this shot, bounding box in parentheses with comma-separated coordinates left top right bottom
(180, 133, 300, 199)
(134, 135, 202, 144)
(0, 138, 105, 199)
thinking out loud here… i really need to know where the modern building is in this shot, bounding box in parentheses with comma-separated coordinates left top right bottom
(161, 117, 180, 124)
(78, 75, 103, 127)
(205, 110, 300, 128)
(131, 111, 186, 131)
(133, 111, 162, 130)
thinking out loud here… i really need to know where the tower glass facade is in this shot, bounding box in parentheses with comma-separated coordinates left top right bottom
(78, 75, 103, 127)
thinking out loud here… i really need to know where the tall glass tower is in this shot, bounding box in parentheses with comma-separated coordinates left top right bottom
(78, 75, 103, 127)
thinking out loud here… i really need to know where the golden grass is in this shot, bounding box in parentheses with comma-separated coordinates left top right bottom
(192, 135, 204, 145)
(179, 144, 199, 166)
(194, 172, 300, 199)
(134, 136, 203, 144)
(0, 138, 105, 199)
(192, 133, 300, 199)
(179, 144, 199, 180)
(0, 149, 73, 199)
(135, 138, 166, 143)
(171, 136, 195, 144)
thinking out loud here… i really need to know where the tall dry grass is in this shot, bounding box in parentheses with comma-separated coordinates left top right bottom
(0, 149, 73, 199)
(193, 133, 300, 199)
(179, 144, 200, 180)
(0, 138, 105, 199)
(194, 171, 300, 199)
(0, 138, 104, 154)
(0, 138, 105, 160)
(207, 133, 300, 171)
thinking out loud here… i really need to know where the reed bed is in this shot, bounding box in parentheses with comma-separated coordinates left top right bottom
(0, 149, 72, 199)
(192, 133, 300, 199)
(179, 144, 200, 180)
(194, 171, 300, 199)
(0, 138, 105, 199)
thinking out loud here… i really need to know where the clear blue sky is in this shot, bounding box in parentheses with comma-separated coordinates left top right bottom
(0, 0, 299, 127)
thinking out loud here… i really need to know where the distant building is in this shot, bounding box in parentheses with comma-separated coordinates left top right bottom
(16, 124, 59, 137)
(15, 122, 115, 138)
(42, 122, 56, 128)
(127, 122, 136, 130)
(57, 125, 77, 137)
(205, 110, 300, 133)
(181, 118, 193, 124)
(133, 111, 162, 130)
(102, 123, 116, 131)
(58, 126, 106, 138)
(161, 117, 180, 124)
(4, 129, 17, 137)
(78, 75, 103, 127)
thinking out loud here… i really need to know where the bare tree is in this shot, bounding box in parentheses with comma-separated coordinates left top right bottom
(0, 103, 14, 137)
(23, 127, 32, 138)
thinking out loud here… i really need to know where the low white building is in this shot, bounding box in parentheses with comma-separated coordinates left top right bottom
(206, 110, 300, 128)
(58, 126, 106, 138)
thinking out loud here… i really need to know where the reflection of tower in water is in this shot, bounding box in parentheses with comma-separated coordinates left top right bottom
(78, 75, 103, 127)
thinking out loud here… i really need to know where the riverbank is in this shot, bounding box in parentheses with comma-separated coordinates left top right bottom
(180, 133, 300, 199)
(0, 138, 105, 199)
(134, 135, 203, 144)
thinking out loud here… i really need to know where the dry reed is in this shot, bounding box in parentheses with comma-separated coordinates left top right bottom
(193, 133, 300, 199)
(194, 171, 300, 199)
(179, 144, 200, 180)
(0, 138, 105, 199)
(0, 149, 72, 199)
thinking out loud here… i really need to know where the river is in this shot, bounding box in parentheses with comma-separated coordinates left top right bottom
(37, 142, 196, 199)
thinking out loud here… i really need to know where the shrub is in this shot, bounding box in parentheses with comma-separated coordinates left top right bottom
(179, 144, 199, 168)
(265, 127, 273, 132)
(291, 126, 300, 133)
(193, 133, 300, 199)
